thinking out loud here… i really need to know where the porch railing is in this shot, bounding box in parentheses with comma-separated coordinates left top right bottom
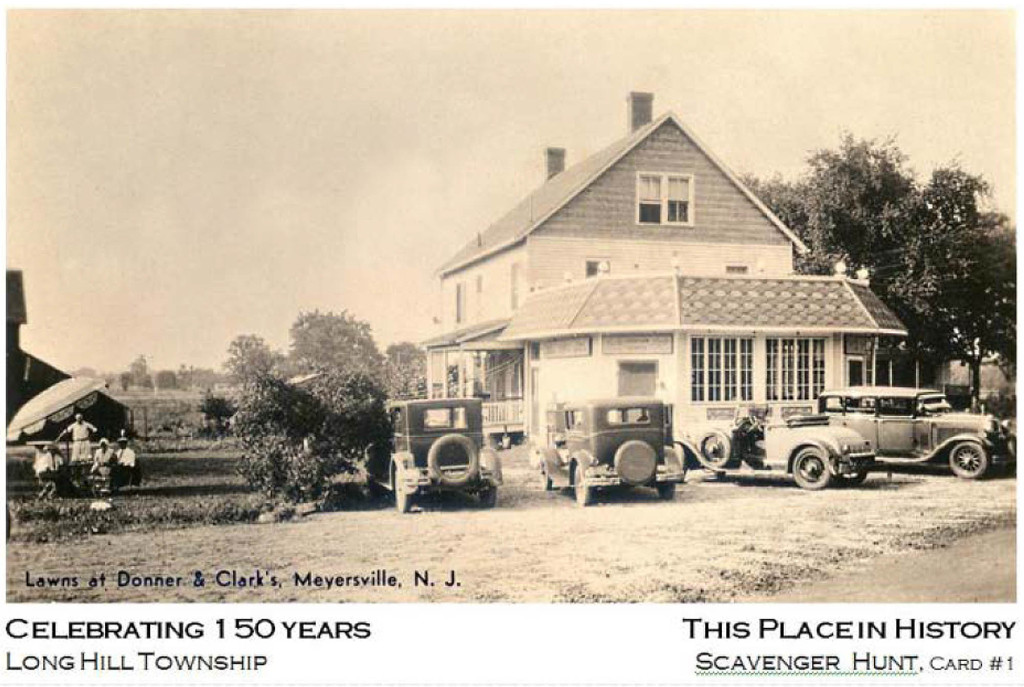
(482, 399, 524, 427)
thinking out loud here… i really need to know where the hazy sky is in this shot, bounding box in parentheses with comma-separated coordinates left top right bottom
(5, 10, 1015, 373)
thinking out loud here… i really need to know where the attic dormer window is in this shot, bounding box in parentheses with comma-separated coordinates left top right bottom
(637, 173, 694, 226)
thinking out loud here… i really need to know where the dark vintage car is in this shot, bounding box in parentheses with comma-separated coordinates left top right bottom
(816, 387, 1016, 479)
(365, 398, 502, 513)
(529, 398, 685, 506)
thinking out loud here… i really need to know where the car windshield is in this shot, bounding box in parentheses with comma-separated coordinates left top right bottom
(917, 395, 953, 415)
(423, 407, 468, 429)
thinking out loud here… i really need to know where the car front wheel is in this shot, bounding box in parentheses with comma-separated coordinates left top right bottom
(836, 471, 869, 487)
(949, 442, 989, 479)
(791, 448, 833, 491)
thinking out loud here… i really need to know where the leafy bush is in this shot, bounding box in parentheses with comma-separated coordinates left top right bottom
(199, 392, 237, 437)
(233, 372, 390, 502)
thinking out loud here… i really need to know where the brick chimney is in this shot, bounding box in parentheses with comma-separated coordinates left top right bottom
(546, 147, 566, 180)
(628, 91, 654, 132)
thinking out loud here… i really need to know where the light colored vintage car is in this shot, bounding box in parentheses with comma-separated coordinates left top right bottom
(685, 411, 875, 490)
(816, 387, 1016, 479)
(364, 398, 503, 513)
(530, 398, 686, 506)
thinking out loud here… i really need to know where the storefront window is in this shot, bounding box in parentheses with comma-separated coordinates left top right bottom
(767, 338, 826, 401)
(691, 338, 705, 402)
(708, 339, 722, 401)
(740, 339, 753, 401)
(691, 337, 753, 402)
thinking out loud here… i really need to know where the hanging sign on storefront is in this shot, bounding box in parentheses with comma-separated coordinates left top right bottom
(539, 337, 592, 359)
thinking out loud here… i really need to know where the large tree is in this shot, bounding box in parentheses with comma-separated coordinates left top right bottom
(288, 310, 385, 380)
(889, 167, 1015, 399)
(746, 136, 1015, 402)
(384, 341, 427, 400)
(225, 334, 284, 384)
(128, 354, 152, 389)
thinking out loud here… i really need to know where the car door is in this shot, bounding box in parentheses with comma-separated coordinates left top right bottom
(876, 396, 916, 455)
(839, 396, 879, 450)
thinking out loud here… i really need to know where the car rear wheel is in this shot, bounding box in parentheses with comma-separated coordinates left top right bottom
(392, 468, 413, 514)
(574, 465, 594, 507)
(656, 482, 676, 500)
(791, 448, 833, 491)
(478, 488, 497, 509)
(949, 443, 989, 480)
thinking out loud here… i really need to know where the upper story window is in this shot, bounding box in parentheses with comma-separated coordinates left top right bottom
(585, 259, 610, 278)
(637, 173, 694, 226)
(455, 283, 466, 324)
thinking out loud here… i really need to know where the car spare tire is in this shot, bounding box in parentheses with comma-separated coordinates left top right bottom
(427, 434, 479, 487)
(697, 430, 735, 470)
(614, 440, 657, 486)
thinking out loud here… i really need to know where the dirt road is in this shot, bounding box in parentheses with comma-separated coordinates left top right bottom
(760, 526, 1016, 603)
(6, 449, 1016, 602)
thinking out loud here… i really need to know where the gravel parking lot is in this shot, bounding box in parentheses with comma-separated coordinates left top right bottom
(6, 447, 1016, 602)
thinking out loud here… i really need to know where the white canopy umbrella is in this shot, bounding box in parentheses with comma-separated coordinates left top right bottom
(6, 377, 109, 443)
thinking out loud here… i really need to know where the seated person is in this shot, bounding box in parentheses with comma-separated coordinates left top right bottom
(33, 443, 63, 499)
(91, 438, 117, 471)
(90, 438, 119, 496)
(114, 434, 141, 488)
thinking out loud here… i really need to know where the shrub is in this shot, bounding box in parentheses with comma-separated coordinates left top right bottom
(199, 392, 237, 437)
(233, 372, 390, 502)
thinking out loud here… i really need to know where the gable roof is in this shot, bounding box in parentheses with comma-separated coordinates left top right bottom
(438, 112, 808, 277)
(501, 274, 906, 341)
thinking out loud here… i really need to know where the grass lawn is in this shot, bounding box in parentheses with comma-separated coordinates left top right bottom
(6, 445, 1017, 602)
(6, 447, 265, 542)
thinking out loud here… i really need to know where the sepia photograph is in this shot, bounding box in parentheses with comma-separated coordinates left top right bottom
(4, 10, 1016, 604)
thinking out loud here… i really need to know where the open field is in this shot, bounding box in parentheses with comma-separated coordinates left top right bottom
(6, 445, 1015, 603)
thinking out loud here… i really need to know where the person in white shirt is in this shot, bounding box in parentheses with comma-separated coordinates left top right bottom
(91, 438, 117, 473)
(115, 434, 141, 488)
(32, 443, 63, 499)
(57, 414, 98, 464)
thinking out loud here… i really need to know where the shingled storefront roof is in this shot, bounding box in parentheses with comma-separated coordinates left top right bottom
(500, 274, 907, 341)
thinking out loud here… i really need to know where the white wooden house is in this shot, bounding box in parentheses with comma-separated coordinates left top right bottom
(424, 93, 906, 442)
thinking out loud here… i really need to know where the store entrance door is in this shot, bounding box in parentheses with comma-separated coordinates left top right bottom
(617, 361, 658, 397)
